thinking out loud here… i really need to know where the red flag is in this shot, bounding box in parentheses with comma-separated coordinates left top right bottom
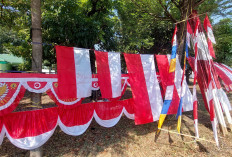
(204, 14, 216, 58)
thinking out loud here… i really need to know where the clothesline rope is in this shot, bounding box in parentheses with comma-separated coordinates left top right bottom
(159, 128, 217, 144)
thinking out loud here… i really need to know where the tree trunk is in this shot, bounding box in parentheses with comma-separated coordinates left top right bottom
(30, 0, 43, 156)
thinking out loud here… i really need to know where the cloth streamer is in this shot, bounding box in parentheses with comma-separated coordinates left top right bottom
(56, 45, 92, 99)
(124, 53, 163, 125)
(95, 51, 122, 98)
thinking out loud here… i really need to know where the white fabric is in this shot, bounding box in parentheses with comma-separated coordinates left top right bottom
(74, 48, 92, 98)
(220, 88, 232, 110)
(92, 78, 100, 90)
(167, 55, 193, 111)
(22, 81, 53, 93)
(0, 125, 5, 145)
(187, 32, 191, 48)
(93, 111, 123, 128)
(165, 85, 174, 100)
(174, 57, 182, 98)
(211, 119, 219, 146)
(140, 54, 163, 121)
(194, 119, 199, 138)
(0, 83, 22, 111)
(222, 63, 232, 72)
(50, 87, 81, 105)
(108, 52, 121, 98)
(217, 88, 232, 125)
(214, 63, 232, 79)
(207, 26, 216, 44)
(58, 117, 93, 136)
(5, 124, 57, 150)
(0, 78, 57, 82)
(123, 107, 134, 120)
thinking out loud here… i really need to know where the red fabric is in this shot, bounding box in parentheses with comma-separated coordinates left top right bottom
(122, 98, 134, 114)
(156, 55, 180, 114)
(204, 14, 212, 30)
(207, 39, 216, 58)
(209, 99, 215, 121)
(46, 82, 82, 109)
(220, 64, 232, 73)
(0, 83, 26, 116)
(0, 117, 3, 133)
(107, 81, 127, 102)
(27, 82, 48, 90)
(193, 101, 198, 120)
(95, 51, 112, 98)
(188, 57, 210, 112)
(58, 103, 94, 126)
(94, 101, 123, 120)
(124, 53, 154, 125)
(4, 107, 58, 138)
(214, 63, 232, 91)
(0, 73, 57, 78)
(55, 45, 77, 99)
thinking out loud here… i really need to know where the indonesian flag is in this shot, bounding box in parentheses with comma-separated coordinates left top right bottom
(124, 53, 163, 125)
(221, 63, 232, 73)
(191, 15, 220, 145)
(192, 19, 200, 138)
(95, 51, 121, 98)
(204, 14, 216, 58)
(187, 21, 193, 48)
(214, 62, 232, 92)
(55, 46, 92, 99)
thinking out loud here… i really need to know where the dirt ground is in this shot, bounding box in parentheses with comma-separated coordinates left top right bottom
(0, 81, 232, 157)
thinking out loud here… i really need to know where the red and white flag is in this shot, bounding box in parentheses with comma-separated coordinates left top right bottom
(156, 55, 193, 114)
(124, 54, 163, 125)
(55, 46, 92, 99)
(204, 14, 216, 58)
(214, 62, 232, 92)
(95, 51, 121, 98)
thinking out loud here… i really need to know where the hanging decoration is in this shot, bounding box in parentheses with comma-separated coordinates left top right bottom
(95, 51, 122, 98)
(56, 46, 92, 99)
(124, 53, 163, 125)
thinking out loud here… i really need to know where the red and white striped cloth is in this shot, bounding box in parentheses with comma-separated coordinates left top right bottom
(56, 46, 92, 99)
(214, 62, 232, 92)
(156, 55, 193, 114)
(204, 14, 216, 58)
(95, 51, 121, 98)
(124, 53, 163, 125)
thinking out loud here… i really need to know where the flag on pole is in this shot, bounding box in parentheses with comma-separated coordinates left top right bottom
(204, 14, 216, 58)
(187, 21, 193, 48)
(191, 14, 220, 145)
(157, 25, 178, 131)
(176, 51, 187, 133)
(192, 19, 200, 138)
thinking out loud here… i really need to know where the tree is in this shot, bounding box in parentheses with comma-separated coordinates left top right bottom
(115, 0, 232, 60)
(30, 0, 43, 156)
(214, 18, 232, 66)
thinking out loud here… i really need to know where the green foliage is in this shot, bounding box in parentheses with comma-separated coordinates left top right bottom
(1, 0, 232, 69)
(214, 18, 232, 66)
